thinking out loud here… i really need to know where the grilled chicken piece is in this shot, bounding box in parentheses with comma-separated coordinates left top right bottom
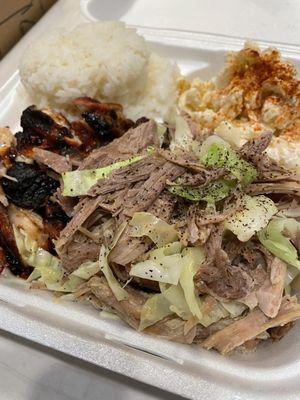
(0, 183, 8, 207)
(0, 246, 9, 274)
(0, 203, 30, 277)
(0, 127, 15, 158)
(2, 162, 59, 210)
(15, 106, 82, 157)
(73, 97, 134, 141)
(8, 205, 49, 249)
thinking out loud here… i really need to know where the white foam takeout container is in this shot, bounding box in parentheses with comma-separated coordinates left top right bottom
(0, 1, 300, 399)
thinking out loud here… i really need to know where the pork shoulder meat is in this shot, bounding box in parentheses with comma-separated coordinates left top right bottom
(88, 157, 165, 197)
(32, 148, 72, 174)
(194, 226, 255, 300)
(79, 119, 158, 170)
(246, 181, 300, 197)
(202, 296, 300, 354)
(122, 162, 184, 217)
(239, 132, 298, 183)
(110, 192, 175, 268)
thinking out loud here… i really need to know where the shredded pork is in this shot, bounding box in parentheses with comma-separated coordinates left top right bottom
(202, 297, 300, 354)
(33, 148, 72, 174)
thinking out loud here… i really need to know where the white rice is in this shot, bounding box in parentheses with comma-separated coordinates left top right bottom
(20, 21, 179, 120)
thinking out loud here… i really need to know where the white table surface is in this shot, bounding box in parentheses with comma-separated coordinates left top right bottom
(1, 1, 300, 399)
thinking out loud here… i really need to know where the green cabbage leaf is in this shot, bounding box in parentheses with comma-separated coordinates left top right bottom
(99, 221, 128, 301)
(200, 135, 257, 185)
(258, 217, 300, 269)
(168, 179, 235, 205)
(13, 226, 63, 287)
(169, 114, 197, 152)
(179, 247, 205, 320)
(130, 254, 183, 285)
(129, 212, 178, 247)
(159, 283, 192, 320)
(62, 155, 143, 196)
(139, 294, 172, 331)
(225, 194, 277, 241)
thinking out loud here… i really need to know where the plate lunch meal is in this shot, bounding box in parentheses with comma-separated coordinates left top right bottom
(0, 2, 300, 399)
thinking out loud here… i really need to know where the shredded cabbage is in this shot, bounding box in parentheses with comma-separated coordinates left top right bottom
(156, 123, 167, 147)
(146, 145, 155, 155)
(47, 259, 102, 292)
(130, 241, 201, 286)
(14, 226, 63, 287)
(129, 212, 178, 246)
(199, 135, 230, 157)
(168, 179, 235, 204)
(130, 254, 183, 285)
(169, 114, 194, 152)
(286, 265, 299, 287)
(15, 216, 129, 297)
(179, 247, 205, 320)
(160, 283, 192, 320)
(99, 221, 128, 301)
(62, 155, 143, 196)
(133, 246, 206, 324)
(13, 226, 37, 263)
(50, 275, 85, 292)
(199, 296, 229, 327)
(28, 248, 63, 285)
(140, 283, 190, 331)
(138, 246, 232, 329)
(291, 273, 300, 291)
(220, 301, 247, 317)
(52, 256, 124, 293)
(160, 284, 229, 326)
(71, 261, 100, 280)
(139, 293, 172, 331)
(15, 224, 105, 292)
(149, 242, 182, 258)
(140, 285, 229, 330)
(200, 135, 257, 185)
(225, 194, 277, 242)
(258, 217, 300, 269)
(130, 242, 183, 285)
(215, 121, 257, 148)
